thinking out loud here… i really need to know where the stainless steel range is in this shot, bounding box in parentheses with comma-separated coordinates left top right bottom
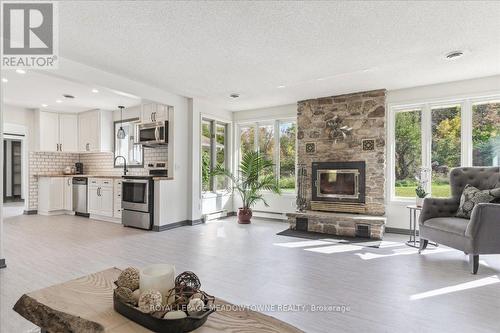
(121, 176, 154, 230)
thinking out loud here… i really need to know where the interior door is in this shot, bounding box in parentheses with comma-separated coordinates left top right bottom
(59, 114, 79, 152)
(39, 112, 60, 152)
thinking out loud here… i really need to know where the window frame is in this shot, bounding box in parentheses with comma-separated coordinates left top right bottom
(236, 117, 297, 193)
(388, 94, 500, 203)
(201, 117, 229, 194)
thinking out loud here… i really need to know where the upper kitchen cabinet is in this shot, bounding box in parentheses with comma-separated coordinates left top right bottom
(141, 103, 171, 123)
(36, 111, 78, 152)
(78, 110, 114, 153)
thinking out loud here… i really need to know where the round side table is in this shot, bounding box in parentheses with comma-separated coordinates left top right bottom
(406, 205, 437, 248)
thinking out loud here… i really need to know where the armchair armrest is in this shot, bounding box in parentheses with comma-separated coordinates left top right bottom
(419, 197, 460, 225)
(465, 203, 500, 238)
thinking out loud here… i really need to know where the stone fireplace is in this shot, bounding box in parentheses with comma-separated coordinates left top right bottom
(287, 89, 387, 239)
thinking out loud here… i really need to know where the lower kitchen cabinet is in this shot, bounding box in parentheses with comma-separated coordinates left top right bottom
(88, 178, 114, 218)
(38, 177, 73, 215)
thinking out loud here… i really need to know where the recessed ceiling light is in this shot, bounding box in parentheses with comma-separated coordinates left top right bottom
(445, 51, 464, 60)
(41, 104, 48, 107)
(63, 94, 75, 99)
(1, 78, 8, 83)
(229, 93, 240, 98)
(56, 99, 62, 103)
(92, 88, 99, 93)
(15, 69, 26, 74)
(277, 85, 286, 89)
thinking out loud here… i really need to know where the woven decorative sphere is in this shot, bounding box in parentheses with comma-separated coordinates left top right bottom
(187, 298, 205, 315)
(115, 287, 136, 305)
(138, 290, 163, 313)
(117, 267, 140, 291)
(175, 271, 201, 292)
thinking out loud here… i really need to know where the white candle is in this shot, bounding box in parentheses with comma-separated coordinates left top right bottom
(140, 264, 176, 305)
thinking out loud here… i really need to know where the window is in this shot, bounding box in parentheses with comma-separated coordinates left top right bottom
(279, 121, 296, 191)
(394, 110, 422, 198)
(238, 119, 296, 192)
(391, 96, 500, 201)
(472, 101, 500, 166)
(201, 118, 228, 192)
(114, 118, 143, 168)
(431, 105, 461, 197)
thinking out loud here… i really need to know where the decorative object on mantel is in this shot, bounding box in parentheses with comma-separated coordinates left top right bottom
(13, 268, 304, 333)
(362, 139, 375, 151)
(296, 164, 308, 212)
(305, 142, 316, 154)
(116, 105, 127, 140)
(415, 167, 430, 207)
(210, 151, 281, 224)
(325, 115, 352, 142)
(114, 266, 216, 332)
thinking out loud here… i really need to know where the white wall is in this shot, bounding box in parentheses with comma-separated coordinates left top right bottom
(385, 75, 500, 230)
(233, 103, 296, 123)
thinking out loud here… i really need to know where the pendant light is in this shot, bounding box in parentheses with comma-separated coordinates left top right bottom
(117, 105, 126, 139)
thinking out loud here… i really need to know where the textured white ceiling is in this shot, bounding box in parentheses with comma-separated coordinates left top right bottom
(57, 1, 500, 111)
(2, 71, 141, 113)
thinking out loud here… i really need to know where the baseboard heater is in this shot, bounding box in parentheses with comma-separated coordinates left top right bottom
(204, 210, 228, 221)
(252, 210, 288, 221)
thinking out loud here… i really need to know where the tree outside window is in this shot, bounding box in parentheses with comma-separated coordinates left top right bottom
(201, 119, 228, 192)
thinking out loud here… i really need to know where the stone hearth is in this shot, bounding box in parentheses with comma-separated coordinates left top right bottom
(287, 89, 387, 239)
(288, 211, 386, 240)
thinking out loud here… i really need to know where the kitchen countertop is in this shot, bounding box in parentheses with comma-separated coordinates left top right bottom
(35, 174, 173, 180)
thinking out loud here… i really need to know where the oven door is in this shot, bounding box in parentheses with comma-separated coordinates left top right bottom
(138, 121, 167, 145)
(122, 179, 149, 212)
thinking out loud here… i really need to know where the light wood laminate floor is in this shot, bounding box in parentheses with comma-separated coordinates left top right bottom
(1, 213, 500, 333)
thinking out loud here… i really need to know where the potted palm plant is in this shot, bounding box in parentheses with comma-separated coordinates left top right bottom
(211, 151, 281, 224)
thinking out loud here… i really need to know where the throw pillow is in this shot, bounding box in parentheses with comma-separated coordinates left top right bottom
(456, 185, 500, 219)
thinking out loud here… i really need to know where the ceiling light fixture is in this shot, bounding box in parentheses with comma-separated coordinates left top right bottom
(116, 106, 127, 140)
(1, 78, 8, 83)
(15, 69, 26, 74)
(56, 99, 62, 103)
(445, 51, 464, 60)
(63, 94, 75, 99)
(41, 104, 48, 107)
(229, 93, 240, 98)
(277, 85, 286, 89)
(92, 89, 99, 93)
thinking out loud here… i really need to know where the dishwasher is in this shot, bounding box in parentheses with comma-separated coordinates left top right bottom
(73, 177, 89, 217)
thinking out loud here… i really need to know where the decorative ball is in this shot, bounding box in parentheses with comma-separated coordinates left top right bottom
(187, 298, 205, 315)
(115, 287, 135, 305)
(138, 290, 163, 313)
(132, 289, 142, 302)
(164, 310, 187, 320)
(117, 267, 140, 291)
(190, 293, 203, 300)
(175, 271, 201, 292)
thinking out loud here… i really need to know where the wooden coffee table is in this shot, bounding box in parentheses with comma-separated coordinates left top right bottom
(13, 268, 303, 333)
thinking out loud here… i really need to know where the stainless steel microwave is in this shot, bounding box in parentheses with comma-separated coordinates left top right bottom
(137, 121, 168, 147)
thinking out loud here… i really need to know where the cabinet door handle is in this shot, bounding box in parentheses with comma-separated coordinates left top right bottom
(60, 143, 62, 151)
(153, 112, 156, 122)
(86, 143, 90, 151)
(150, 113, 153, 122)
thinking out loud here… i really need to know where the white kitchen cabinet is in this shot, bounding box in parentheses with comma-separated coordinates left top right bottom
(114, 179, 123, 218)
(59, 114, 79, 152)
(38, 177, 72, 215)
(63, 177, 73, 211)
(88, 178, 114, 218)
(37, 111, 79, 152)
(78, 110, 113, 153)
(38, 111, 60, 152)
(141, 103, 170, 123)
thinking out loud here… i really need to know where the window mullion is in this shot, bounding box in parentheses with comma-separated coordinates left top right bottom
(210, 120, 216, 192)
(422, 104, 432, 194)
(462, 100, 473, 167)
(274, 120, 280, 182)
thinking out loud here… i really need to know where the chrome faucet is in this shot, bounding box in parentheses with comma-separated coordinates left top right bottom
(114, 155, 128, 175)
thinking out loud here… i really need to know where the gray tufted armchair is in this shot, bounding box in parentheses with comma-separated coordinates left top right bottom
(419, 167, 500, 274)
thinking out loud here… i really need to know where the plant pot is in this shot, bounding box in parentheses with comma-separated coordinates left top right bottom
(238, 208, 252, 224)
(416, 197, 424, 207)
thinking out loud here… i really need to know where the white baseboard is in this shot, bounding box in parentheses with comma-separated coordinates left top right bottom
(204, 210, 228, 221)
(252, 210, 288, 221)
(90, 214, 121, 224)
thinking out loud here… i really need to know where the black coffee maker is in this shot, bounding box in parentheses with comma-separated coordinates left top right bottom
(75, 162, 83, 175)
